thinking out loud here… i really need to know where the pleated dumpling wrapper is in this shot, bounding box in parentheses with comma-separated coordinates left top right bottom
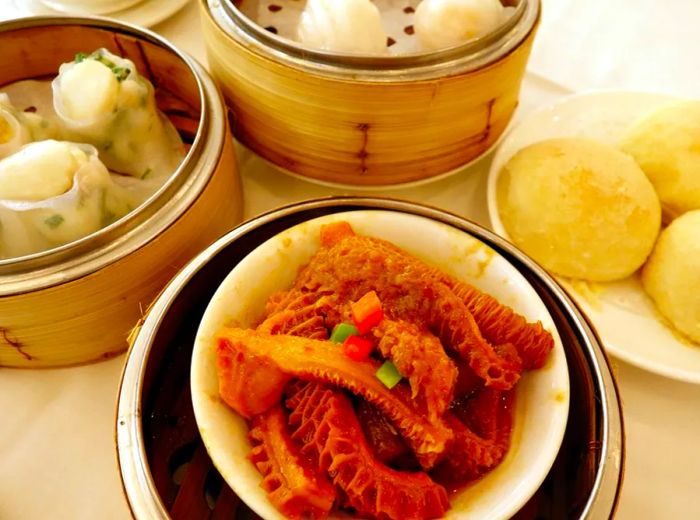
(415, 0, 514, 51)
(52, 49, 185, 180)
(297, 0, 387, 54)
(0, 93, 60, 160)
(0, 140, 137, 259)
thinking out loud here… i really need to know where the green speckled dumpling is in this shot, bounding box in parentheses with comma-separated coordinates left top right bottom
(52, 48, 185, 180)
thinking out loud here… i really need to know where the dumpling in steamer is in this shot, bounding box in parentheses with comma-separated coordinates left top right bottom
(297, 0, 387, 54)
(52, 49, 185, 179)
(0, 95, 30, 160)
(496, 138, 661, 282)
(642, 210, 700, 344)
(0, 93, 60, 160)
(0, 140, 136, 259)
(415, 0, 507, 51)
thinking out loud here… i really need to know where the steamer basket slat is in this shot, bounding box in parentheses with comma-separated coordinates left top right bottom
(0, 18, 243, 368)
(201, 0, 539, 186)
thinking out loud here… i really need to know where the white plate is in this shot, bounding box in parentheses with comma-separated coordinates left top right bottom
(191, 210, 569, 520)
(8, 0, 189, 27)
(487, 90, 700, 384)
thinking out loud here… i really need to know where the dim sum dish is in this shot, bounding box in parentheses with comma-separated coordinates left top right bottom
(0, 92, 59, 159)
(0, 17, 242, 367)
(0, 46, 186, 260)
(296, 0, 387, 54)
(0, 140, 136, 259)
(234, 0, 518, 55)
(191, 210, 569, 520)
(487, 90, 700, 383)
(53, 48, 184, 180)
(117, 199, 623, 520)
(200, 0, 538, 185)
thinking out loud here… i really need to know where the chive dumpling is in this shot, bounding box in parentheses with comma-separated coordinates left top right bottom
(0, 93, 60, 160)
(52, 48, 185, 180)
(0, 140, 136, 259)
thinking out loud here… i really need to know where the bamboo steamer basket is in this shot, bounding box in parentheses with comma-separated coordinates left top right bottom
(116, 198, 624, 519)
(200, 0, 539, 186)
(0, 17, 243, 368)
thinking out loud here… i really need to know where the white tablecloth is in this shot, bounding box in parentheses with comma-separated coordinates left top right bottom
(2, 1, 700, 518)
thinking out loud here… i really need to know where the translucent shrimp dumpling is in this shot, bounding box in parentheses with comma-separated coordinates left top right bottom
(0, 140, 136, 259)
(0, 93, 60, 160)
(0, 94, 31, 160)
(297, 0, 387, 54)
(415, 0, 507, 51)
(52, 49, 185, 180)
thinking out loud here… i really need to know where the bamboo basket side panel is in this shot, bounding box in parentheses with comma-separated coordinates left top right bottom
(0, 25, 201, 114)
(125, 36, 202, 113)
(202, 10, 536, 184)
(0, 26, 115, 84)
(0, 136, 241, 367)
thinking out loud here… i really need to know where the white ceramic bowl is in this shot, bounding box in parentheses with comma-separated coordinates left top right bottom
(191, 210, 570, 520)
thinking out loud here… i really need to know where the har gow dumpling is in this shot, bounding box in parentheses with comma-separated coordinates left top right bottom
(415, 0, 506, 51)
(0, 140, 136, 259)
(297, 0, 387, 54)
(52, 49, 185, 179)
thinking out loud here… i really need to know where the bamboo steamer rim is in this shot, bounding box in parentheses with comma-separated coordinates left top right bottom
(0, 16, 221, 295)
(204, 0, 540, 82)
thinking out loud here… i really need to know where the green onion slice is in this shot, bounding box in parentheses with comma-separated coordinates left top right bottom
(112, 67, 130, 82)
(44, 214, 64, 229)
(376, 361, 402, 389)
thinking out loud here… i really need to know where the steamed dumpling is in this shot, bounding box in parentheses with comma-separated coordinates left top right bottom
(0, 140, 136, 259)
(496, 138, 661, 282)
(0, 94, 30, 160)
(621, 100, 700, 220)
(0, 93, 60, 160)
(0, 140, 79, 201)
(297, 0, 387, 54)
(52, 49, 185, 179)
(59, 58, 120, 121)
(415, 0, 506, 51)
(642, 210, 700, 343)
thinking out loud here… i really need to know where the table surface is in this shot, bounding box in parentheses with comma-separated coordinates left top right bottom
(2, 1, 700, 518)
